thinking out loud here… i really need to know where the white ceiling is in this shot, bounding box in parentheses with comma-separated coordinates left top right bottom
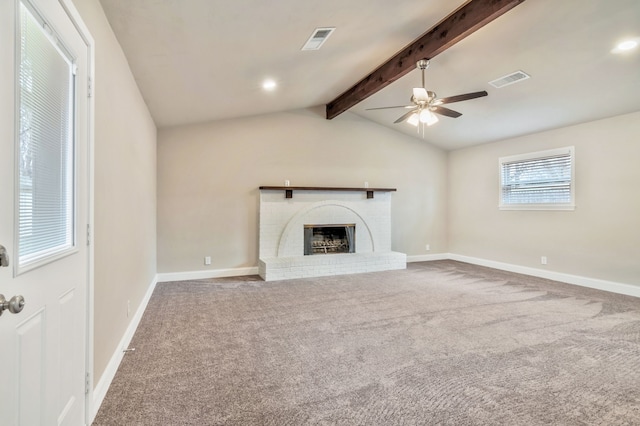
(99, 0, 640, 150)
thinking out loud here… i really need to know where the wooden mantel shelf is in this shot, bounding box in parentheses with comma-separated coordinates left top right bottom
(259, 186, 397, 199)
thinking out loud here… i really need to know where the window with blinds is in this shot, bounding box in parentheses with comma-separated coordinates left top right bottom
(17, 1, 75, 270)
(499, 147, 575, 210)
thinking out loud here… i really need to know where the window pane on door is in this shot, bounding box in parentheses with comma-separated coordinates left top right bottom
(18, 1, 75, 268)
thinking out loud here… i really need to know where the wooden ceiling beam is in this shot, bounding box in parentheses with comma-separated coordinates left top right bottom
(326, 0, 526, 120)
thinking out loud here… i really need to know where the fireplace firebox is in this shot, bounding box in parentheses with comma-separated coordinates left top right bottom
(304, 224, 355, 255)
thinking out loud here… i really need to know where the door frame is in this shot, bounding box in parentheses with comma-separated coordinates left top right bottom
(55, 0, 95, 423)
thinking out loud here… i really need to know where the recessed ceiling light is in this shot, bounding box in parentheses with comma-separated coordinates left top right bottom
(617, 40, 638, 50)
(612, 38, 639, 54)
(262, 79, 277, 91)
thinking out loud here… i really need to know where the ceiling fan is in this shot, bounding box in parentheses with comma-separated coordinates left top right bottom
(366, 59, 488, 127)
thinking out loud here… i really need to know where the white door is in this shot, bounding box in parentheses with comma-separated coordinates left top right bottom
(0, 0, 90, 424)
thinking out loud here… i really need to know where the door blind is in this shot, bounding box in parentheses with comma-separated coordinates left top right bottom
(18, 1, 75, 267)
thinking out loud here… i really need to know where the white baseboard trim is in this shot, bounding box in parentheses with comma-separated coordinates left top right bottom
(448, 253, 640, 298)
(406, 254, 449, 263)
(156, 266, 259, 283)
(90, 275, 158, 423)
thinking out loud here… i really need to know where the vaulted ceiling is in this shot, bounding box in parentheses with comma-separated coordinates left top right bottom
(99, 0, 640, 150)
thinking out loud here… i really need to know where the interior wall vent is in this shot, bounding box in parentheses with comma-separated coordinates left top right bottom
(489, 70, 530, 88)
(301, 27, 335, 51)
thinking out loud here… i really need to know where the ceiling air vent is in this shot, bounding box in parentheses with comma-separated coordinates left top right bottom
(301, 27, 335, 51)
(489, 70, 531, 88)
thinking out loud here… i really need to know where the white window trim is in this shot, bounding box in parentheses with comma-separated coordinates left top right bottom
(14, 0, 78, 275)
(498, 146, 575, 211)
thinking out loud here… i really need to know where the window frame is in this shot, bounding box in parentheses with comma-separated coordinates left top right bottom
(15, 0, 78, 275)
(498, 146, 575, 211)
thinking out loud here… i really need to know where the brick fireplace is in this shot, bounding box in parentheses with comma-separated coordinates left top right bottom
(258, 186, 406, 281)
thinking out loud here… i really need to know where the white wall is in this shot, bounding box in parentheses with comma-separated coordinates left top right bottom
(448, 111, 640, 286)
(72, 0, 157, 384)
(157, 107, 448, 273)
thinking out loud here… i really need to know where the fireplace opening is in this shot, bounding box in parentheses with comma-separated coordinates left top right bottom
(304, 224, 355, 255)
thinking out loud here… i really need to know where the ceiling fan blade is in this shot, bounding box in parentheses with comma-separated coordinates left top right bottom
(394, 108, 418, 124)
(435, 91, 488, 105)
(431, 106, 462, 118)
(366, 105, 414, 111)
(412, 88, 429, 102)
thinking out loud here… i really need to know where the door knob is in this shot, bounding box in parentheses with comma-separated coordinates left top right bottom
(0, 294, 25, 316)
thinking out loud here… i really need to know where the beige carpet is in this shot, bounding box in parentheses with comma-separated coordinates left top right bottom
(93, 260, 640, 425)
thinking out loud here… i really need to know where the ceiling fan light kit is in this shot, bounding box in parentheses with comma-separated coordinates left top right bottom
(420, 109, 439, 126)
(366, 59, 488, 132)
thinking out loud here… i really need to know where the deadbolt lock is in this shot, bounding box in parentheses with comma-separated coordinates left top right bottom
(0, 245, 8, 267)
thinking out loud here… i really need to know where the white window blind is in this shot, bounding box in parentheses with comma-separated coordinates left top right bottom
(499, 147, 575, 210)
(18, 1, 75, 267)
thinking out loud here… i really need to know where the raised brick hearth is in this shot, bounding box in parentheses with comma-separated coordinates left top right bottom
(258, 187, 406, 281)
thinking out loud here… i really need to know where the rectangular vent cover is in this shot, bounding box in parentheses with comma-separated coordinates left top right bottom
(302, 27, 335, 51)
(489, 70, 530, 88)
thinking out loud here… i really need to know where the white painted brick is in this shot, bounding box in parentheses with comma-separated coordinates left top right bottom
(258, 190, 405, 281)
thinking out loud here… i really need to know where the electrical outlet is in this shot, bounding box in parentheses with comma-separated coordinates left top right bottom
(541, 256, 547, 265)
(204, 256, 212, 265)
(127, 300, 130, 318)
(425, 244, 430, 251)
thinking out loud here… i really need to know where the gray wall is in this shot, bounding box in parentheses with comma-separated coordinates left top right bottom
(157, 107, 449, 273)
(73, 0, 157, 384)
(448, 111, 640, 285)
